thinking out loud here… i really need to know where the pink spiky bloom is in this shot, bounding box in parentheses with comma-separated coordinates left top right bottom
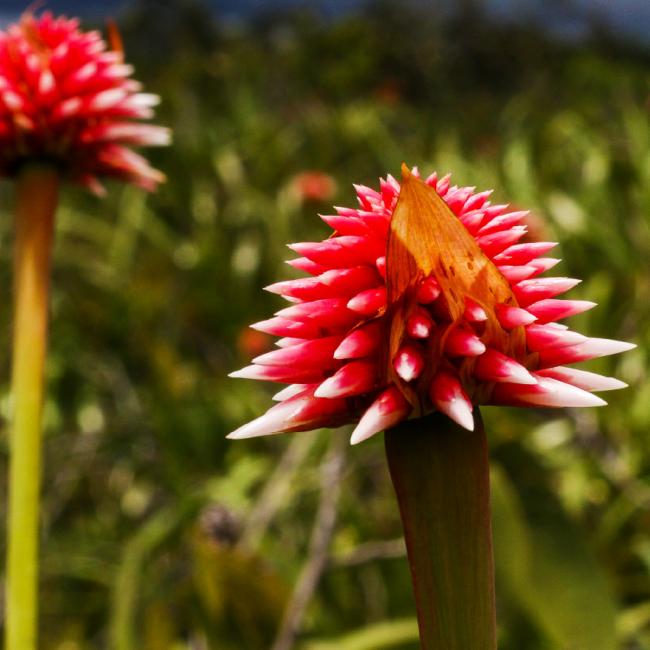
(0, 11, 170, 193)
(230, 164, 634, 444)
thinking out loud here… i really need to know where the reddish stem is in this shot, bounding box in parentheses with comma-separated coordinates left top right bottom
(385, 408, 497, 649)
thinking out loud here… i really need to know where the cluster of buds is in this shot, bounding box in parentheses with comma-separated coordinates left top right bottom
(0, 11, 169, 192)
(230, 166, 633, 444)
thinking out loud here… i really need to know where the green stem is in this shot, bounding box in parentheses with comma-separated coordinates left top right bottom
(384, 409, 496, 650)
(5, 165, 59, 650)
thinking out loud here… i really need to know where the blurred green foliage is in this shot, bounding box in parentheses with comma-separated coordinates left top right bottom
(0, 0, 649, 648)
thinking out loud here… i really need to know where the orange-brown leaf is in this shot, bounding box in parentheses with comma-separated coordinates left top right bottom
(386, 165, 527, 406)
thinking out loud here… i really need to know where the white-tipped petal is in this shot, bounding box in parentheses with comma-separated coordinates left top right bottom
(537, 367, 628, 392)
(521, 376, 607, 408)
(506, 364, 538, 385)
(579, 338, 636, 356)
(393, 345, 424, 382)
(495, 304, 537, 329)
(538, 337, 637, 367)
(228, 366, 259, 380)
(333, 322, 381, 360)
(227, 403, 293, 439)
(445, 329, 486, 357)
(350, 387, 410, 445)
(406, 308, 435, 339)
(441, 397, 474, 431)
(272, 384, 309, 401)
(429, 371, 474, 431)
(474, 349, 537, 385)
(464, 298, 488, 323)
(314, 377, 341, 398)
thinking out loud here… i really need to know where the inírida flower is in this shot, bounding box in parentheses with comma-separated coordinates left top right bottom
(1, 13, 170, 649)
(230, 164, 634, 444)
(0, 11, 169, 192)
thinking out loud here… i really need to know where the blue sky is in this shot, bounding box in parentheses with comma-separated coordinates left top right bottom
(486, 0, 650, 44)
(1, 1, 649, 45)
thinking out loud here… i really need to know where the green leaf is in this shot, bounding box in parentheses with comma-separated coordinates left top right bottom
(492, 460, 617, 649)
(302, 618, 419, 650)
(490, 465, 531, 592)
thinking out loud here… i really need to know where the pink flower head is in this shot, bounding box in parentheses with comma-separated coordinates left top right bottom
(291, 170, 337, 203)
(230, 165, 634, 444)
(0, 12, 170, 193)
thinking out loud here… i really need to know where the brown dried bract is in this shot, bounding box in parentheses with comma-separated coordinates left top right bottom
(386, 165, 526, 409)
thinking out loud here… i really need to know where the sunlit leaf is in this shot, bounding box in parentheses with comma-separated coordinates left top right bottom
(303, 618, 419, 650)
(492, 460, 617, 649)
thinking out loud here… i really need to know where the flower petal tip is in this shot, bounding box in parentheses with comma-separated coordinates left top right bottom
(445, 402, 475, 431)
(508, 366, 538, 385)
(226, 422, 273, 440)
(314, 381, 337, 399)
(495, 376, 608, 408)
(349, 429, 371, 445)
(226, 403, 295, 439)
(349, 419, 382, 445)
(349, 387, 410, 445)
(226, 429, 247, 440)
(576, 393, 608, 407)
(537, 367, 628, 392)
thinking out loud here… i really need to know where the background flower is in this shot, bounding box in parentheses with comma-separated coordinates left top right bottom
(0, 11, 169, 193)
(0, 11, 171, 650)
(290, 170, 337, 203)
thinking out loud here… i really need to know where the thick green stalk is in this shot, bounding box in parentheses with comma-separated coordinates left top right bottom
(384, 409, 496, 649)
(5, 165, 59, 650)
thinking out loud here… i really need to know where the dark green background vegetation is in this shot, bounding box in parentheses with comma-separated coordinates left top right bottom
(0, 2, 648, 648)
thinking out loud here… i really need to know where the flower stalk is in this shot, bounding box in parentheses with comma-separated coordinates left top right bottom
(6, 164, 59, 650)
(385, 409, 496, 649)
